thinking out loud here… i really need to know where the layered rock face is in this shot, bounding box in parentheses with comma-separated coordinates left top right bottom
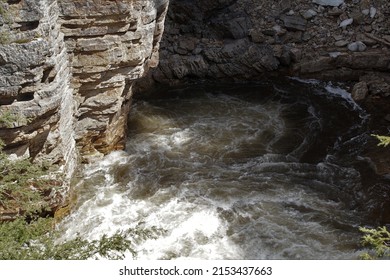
(153, 0, 390, 99)
(0, 0, 76, 176)
(0, 0, 169, 169)
(58, 0, 169, 157)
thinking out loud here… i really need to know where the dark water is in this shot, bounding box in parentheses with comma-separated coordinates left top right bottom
(59, 78, 385, 259)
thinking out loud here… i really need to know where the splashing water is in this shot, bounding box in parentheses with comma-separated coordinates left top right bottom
(59, 80, 373, 259)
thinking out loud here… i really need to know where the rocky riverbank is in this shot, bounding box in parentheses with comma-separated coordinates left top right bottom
(0, 0, 389, 218)
(143, 0, 389, 177)
(151, 0, 390, 99)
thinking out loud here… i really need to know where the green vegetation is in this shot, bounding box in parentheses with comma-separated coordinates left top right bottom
(0, 139, 57, 215)
(0, 110, 18, 128)
(371, 134, 390, 147)
(359, 134, 390, 259)
(0, 30, 10, 44)
(0, 110, 31, 127)
(0, 218, 164, 259)
(0, 141, 165, 259)
(359, 226, 390, 260)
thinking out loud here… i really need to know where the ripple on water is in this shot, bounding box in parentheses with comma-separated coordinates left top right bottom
(59, 81, 368, 259)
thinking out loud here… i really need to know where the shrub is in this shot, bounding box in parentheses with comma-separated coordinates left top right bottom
(359, 226, 390, 260)
(0, 217, 164, 259)
(0, 141, 166, 259)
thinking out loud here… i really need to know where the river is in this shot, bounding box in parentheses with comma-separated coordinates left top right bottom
(58, 78, 382, 259)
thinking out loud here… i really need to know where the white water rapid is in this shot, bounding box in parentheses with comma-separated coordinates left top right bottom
(58, 80, 371, 259)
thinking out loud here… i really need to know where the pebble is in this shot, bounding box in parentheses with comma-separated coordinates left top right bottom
(301, 9, 317, 20)
(370, 7, 377, 18)
(335, 40, 349, 47)
(340, 18, 353, 28)
(329, 51, 342, 58)
(312, 0, 344, 7)
(348, 41, 367, 52)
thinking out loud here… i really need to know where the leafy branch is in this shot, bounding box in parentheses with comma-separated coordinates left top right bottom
(0, 217, 166, 260)
(359, 226, 390, 260)
(371, 134, 390, 147)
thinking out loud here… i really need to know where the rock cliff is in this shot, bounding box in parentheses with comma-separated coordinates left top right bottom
(0, 0, 169, 172)
(1, 0, 389, 173)
(153, 0, 390, 101)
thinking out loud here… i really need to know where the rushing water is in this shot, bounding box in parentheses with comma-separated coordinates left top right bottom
(59, 78, 378, 259)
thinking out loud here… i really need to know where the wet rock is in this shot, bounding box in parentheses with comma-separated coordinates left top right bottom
(351, 81, 368, 101)
(348, 41, 367, 52)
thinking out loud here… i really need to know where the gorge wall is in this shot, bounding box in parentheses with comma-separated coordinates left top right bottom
(0, 0, 169, 176)
(152, 0, 390, 102)
(0, 0, 389, 175)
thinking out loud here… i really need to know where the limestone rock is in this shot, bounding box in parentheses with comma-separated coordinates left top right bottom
(340, 18, 353, 28)
(370, 7, 377, 18)
(0, 0, 76, 177)
(351, 81, 368, 101)
(335, 40, 349, 47)
(301, 9, 317, 20)
(312, 0, 344, 7)
(0, 0, 169, 167)
(348, 41, 367, 52)
(58, 0, 169, 156)
(280, 15, 307, 31)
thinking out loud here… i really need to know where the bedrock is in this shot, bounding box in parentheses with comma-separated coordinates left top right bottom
(0, 0, 169, 169)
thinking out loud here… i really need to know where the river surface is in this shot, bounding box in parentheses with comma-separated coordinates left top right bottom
(59, 78, 379, 259)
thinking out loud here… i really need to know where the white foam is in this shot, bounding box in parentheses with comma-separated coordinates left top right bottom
(59, 86, 365, 260)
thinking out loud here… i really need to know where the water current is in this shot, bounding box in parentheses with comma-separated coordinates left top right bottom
(59, 78, 380, 259)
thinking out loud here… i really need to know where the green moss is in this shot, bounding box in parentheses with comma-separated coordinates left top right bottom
(0, 110, 18, 128)
(0, 110, 31, 128)
(0, 30, 10, 44)
(13, 38, 32, 44)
